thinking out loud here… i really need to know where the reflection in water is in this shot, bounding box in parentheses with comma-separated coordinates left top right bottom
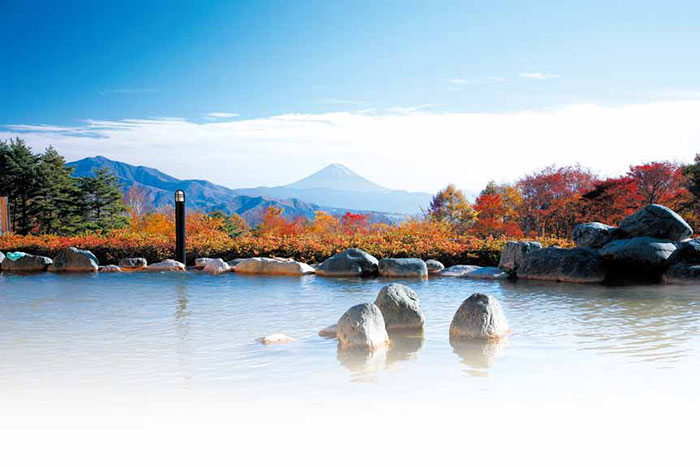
(450, 336, 507, 377)
(386, 331, 425, 366)
(337, 346, 388, 382)
(174, 282, 193, 388)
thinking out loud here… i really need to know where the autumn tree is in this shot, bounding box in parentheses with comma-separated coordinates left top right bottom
(579, 176, 641, 225)
(124, 184, 152, 220)
(425, 184, 476, 234)
(472, 181, 523, 237)
(517, 165, 597, 237)
(628, 161, 688, 209)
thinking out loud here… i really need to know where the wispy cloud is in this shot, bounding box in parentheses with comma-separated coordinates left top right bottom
(99, 88, 161, 95)
(3, 100, 700, 192)
(206, 112, 240, 119)
(519, 72, 559, 80)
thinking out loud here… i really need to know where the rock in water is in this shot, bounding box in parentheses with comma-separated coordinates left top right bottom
(374, 283, 424, 331)
(318, 324, 338, 338)
(378, 258, 428, 278)
(48, 247, 99, 272)
(449, 293, 509, 341)
(426, 259, 445, 274)
(499, 241, 542, 274)
(99, 265, 122, 272)
(1, 253, 52, 273)
(667, 238, 700, 265)
(315, 248, 379, 277)
(118, 257, 147, 269)
(465, 266, 509, 280)
(0, 251, 4, 270)
(234, 257, 314, 275)
(518, 247, 605, 283)
(618, 204, 692, 241)
(194, 257, 216, 269)
(202, 258, 230, 275)
(572, 222, 616, 248)
(257, 334, 295, 345)
(663, 263, 700, 283)
(440, 265, 481, 277)
(227, 258, 246, 268)
(337, 303, 390, 350)
(147, 259, 186, 272)
(599, 237, 677, 272)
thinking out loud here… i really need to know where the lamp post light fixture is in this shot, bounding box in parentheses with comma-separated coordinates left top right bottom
(175, 190, 186, 265)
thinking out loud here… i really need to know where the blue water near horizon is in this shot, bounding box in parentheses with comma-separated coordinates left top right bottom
(1, 272, 699, 408)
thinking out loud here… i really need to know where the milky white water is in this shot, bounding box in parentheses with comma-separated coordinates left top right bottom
(1, 272, 698, 465)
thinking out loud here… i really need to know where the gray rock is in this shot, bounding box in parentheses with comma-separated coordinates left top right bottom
(48, 247, 99, 272)
(572, 222, 616, 248)
(667, 238, 700, 265)
(227, 258, 246, 268)
(374, 283, 424, 331)
(465, 266, 509, 280)
(336, 303, 389, 350)
(599, 237, 677, 271)
(440, 265, 480, 277)
(118, 257, 147, 269)
(202, 258, 231, 275)
(663, 263, 700, 283)
(619, 204, 692, 241)
(234, 257, 314, 275)
(194, 257, 216, 269)
(1, 253, 52, 273)
(315, 248, 379, 277)
(499, 241, 542, 274)
(426, 259, 444, 274)
(318, 324, 338, 338)
(449, 293, 509, 341)
(0, 251, 4, 270)
(378, 258, 428, 278)
(518, 247, 605, 283)
(146, 259, 186, 272)
(99, 265, 122, 273)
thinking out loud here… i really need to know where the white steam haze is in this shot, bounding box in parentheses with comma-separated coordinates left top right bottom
(3, 99, 700, 193)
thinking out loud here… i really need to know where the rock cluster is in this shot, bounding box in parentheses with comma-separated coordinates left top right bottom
(502, 204, 697, 284)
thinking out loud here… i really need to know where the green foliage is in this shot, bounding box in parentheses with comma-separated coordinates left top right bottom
(0, 139, 128, 235)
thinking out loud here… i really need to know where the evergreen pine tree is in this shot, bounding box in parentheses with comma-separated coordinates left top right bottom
(77, 168, 128, 231)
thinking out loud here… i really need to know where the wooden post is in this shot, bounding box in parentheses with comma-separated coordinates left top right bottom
(0, 197, 9, 235)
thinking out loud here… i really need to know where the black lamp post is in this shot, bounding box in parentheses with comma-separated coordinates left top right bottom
(175, 190, 186, 265)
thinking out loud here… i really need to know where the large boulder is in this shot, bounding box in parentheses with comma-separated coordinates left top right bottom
(425, 259, 445, 274)
(599, 237, 677, 272)
(1, 253, 52, 273)
(572, 222, 616, 248)
(465, 266, 509, 280)
(378, 258, 428, 278)
(440, 265, 480, 277)
(315, 248, 379, 277)
(227, 258, 246, 268)
(663, 263, 700, 284)
(118, 257, 147, 269)
(336, 303, 390, 351)
(499, 241, 542, 274)
(667, 238, 700, 265)
(146, 259, 186, 272)
(374, 283, 424, 331)
(518, 247, 605, 283)
(618, 204, 692, 241)
(194, 257, 216, 269)
(48, 247, 99, 272)
(202, 258, 231, 275)
(234, 257, 314, 275)
(449, 293, 509, 341)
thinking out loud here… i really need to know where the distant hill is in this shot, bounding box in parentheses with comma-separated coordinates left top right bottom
(67, 157, 412, 224)
(233, 163, 433, 214)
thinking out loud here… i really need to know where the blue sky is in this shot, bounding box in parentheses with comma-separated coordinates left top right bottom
(2, 0, 700, 191)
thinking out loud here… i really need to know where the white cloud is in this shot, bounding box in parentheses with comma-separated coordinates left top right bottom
(2, 100, 700, 193)
(520, 72, 560, 80)
(206, 112, 239, 119)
